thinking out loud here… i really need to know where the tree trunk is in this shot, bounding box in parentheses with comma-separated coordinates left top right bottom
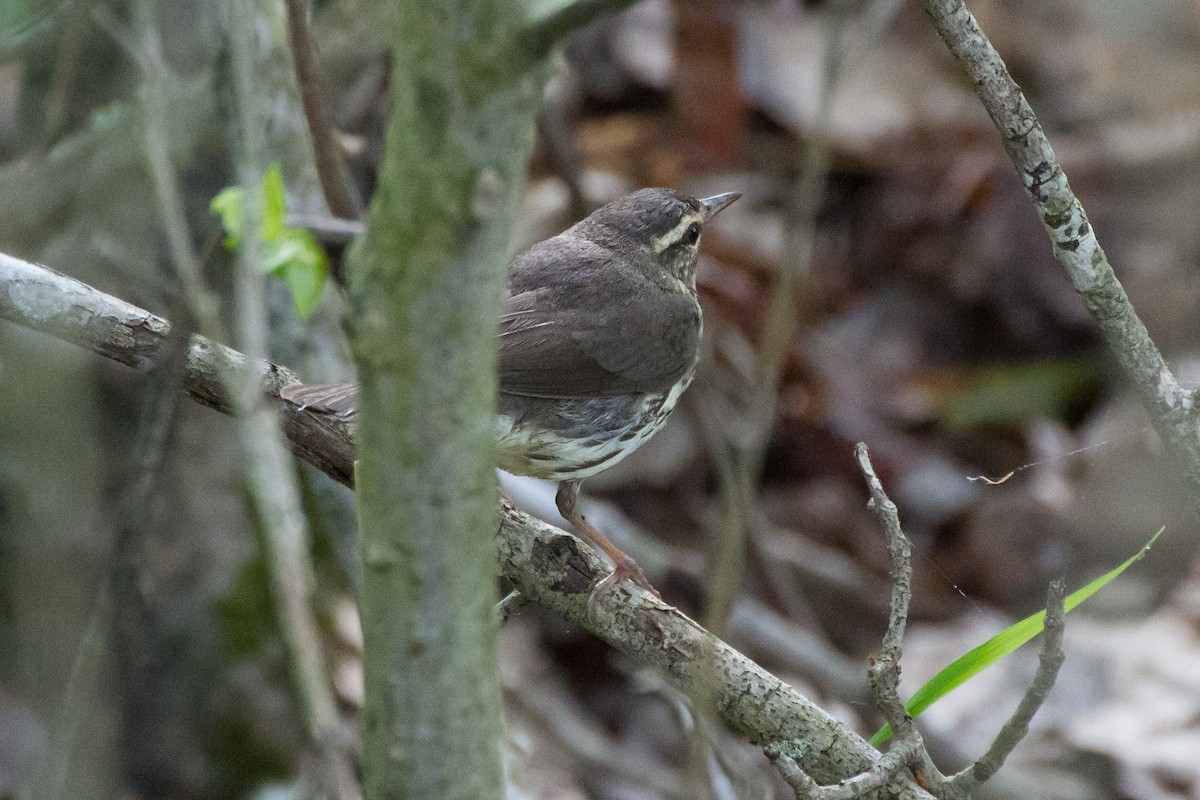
(346, 5, 543, 798)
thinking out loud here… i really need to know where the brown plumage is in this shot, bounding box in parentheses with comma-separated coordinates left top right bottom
(283, 187, 740, 597)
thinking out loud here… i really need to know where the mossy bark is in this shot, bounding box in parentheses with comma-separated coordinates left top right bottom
(345, 5, 543, 799)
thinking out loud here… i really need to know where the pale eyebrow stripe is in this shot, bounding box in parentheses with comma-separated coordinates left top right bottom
(651, 211, 704, 253)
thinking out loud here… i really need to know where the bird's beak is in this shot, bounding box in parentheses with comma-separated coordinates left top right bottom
(699, 192, 742, 220)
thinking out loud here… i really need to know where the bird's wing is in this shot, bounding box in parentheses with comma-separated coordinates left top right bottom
(498, 285, 700, 399)
(284, 289, 699, 409)
(286, 238, 702, 406)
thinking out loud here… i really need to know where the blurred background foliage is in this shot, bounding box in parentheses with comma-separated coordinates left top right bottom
(1, 0, 1199, 798)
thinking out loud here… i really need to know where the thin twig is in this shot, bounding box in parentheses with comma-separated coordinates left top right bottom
(127, 0, 224, 340)
(831, 739, 921, 800)
(767, 738, 922, 800)
(751, 6, 842, 400)
(119, 4, 202, 722)
(514, 680, 686, 795)
(24, 595, 110, 800)
(941, 579, 1067, 795)
(41, 0, 92, 148)
(855, 443, 916, 741)
(855, 444, 911, 665)
(764, 743, 821, 798)
(286, 212, 366, 243)
(853, 445, 953, 793)
(853, 446, 1069, 800)
(537, 108, 589, 220)
(283, 0, 364, 220)
(699, 0, 846, 637)
(495, 589, 531, 624)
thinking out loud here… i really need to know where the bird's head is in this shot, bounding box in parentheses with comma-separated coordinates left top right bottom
(575, 188, 741, 286)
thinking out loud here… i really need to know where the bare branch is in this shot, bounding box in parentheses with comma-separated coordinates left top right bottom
(855, 445, 950, 795)
(855, 443, 916, 742)
(767, 738, 923, 800)
(765, 743, 822, 798)
(286, 212, 366, 244)
(0, 253, 355, 485)
(944, 579, 1066, 794)
(283, 0, 364, 221)
(853, 445, 1068, 800)
(916, 0, 1200, 501)
(698, 1, 845, 641)
(226, 1, 358, 796)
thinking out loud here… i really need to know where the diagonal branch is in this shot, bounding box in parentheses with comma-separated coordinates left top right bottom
(0, 250, 934, 799)
(0, 253, 355, 486)
(916, 0, 1200, 504)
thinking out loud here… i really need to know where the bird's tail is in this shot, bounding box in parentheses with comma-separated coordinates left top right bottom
(280, 382, 359, 420)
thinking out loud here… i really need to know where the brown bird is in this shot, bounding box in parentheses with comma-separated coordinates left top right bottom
(283, 187, 740, 596)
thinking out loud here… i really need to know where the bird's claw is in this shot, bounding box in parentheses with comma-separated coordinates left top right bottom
(586, 555, 660, 619)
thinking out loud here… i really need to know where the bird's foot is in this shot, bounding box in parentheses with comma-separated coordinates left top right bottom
(586, 554, 660, 618)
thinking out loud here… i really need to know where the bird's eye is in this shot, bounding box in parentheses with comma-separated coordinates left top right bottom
(683, 222, 702, 245)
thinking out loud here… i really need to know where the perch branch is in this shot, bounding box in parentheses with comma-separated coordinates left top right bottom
(0, 251, 934, 798)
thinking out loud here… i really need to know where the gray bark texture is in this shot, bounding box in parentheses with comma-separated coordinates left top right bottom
(918, 0, 1200, 505)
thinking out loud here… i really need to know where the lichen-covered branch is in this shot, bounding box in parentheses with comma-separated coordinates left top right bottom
(0, 251, 935, 798)
(497, 501, 888, 787)
(0, 253, 354, 485)
(855, 444, 918, 745)
(917, 0, 1200, 500)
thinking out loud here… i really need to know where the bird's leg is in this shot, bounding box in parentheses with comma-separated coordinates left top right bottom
(554, 480, 659, 598)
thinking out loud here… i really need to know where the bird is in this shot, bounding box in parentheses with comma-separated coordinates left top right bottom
(282, 187, 740, 597)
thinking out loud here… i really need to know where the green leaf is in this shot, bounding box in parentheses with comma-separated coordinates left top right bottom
(870, 527, 1164, 747)
(261, 164, 287, 241)
(274, 232, 330, 319)
(209, 165, 331, 319)
(210, 186, 245, 248)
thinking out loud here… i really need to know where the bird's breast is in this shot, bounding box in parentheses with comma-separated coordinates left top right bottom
(494, 368, 695, 481)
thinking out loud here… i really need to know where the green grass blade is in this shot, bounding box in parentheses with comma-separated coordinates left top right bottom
(870, 527, 1163, 747)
